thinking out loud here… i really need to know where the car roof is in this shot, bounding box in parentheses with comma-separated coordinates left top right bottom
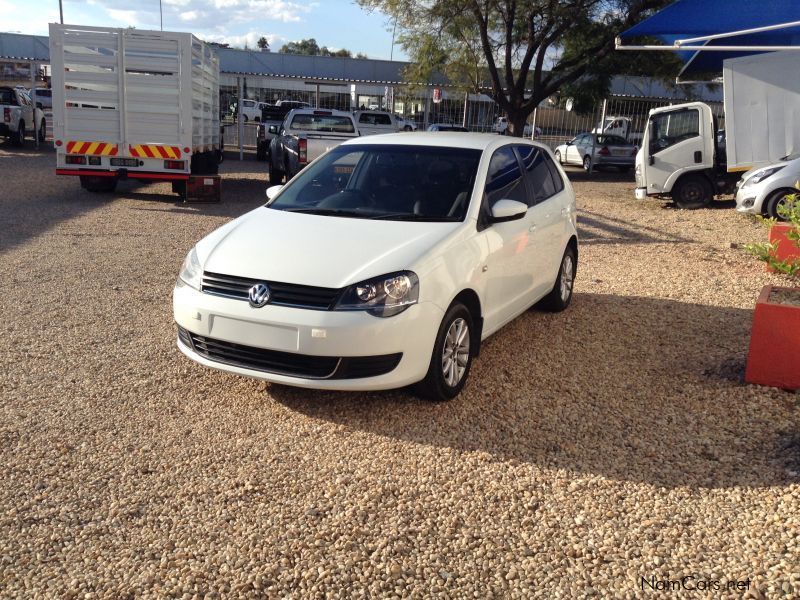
(340, 131, 550, 152)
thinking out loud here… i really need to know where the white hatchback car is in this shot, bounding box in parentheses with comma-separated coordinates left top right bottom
(735, 153, 800, 219)
(174, 133, 578, 400)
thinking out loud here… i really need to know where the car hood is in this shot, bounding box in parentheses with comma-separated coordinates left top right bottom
(196, 207, 462, 288)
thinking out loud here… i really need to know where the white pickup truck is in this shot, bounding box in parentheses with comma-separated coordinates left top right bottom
(1, 86, 46, 146)
(268, 109, 360, 182)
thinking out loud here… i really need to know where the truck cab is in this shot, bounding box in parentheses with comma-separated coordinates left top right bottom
(635, 102, 736, 209)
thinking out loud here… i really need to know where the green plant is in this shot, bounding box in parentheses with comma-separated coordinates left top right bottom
(744, 183, 800, 278)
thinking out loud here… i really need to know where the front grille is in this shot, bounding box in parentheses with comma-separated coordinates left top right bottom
(202, 271, 341, 310)
(178, 327, 402, 380)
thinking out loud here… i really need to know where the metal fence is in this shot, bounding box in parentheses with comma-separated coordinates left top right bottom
(531, 96, 725, 151)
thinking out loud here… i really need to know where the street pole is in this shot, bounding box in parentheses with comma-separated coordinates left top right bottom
(390, 19, 396, 61)
(159, 0, 163, 31)
(59, 0, 63, 24)
(238, 76, 244, 161)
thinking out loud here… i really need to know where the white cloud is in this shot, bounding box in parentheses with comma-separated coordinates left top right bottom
(202, 30, 283, 49)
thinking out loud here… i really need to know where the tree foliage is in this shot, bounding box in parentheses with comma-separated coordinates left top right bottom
(257, 36, 270, 51)
(279, 38, 361, 58)
(358, 0, 674, 135)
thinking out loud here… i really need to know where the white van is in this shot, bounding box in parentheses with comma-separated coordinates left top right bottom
(353, 110, 397, 136)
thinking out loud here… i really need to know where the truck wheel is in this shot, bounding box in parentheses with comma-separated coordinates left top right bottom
(268, 160, 284, 184)
(39, 119, 46, 142)
(673, 174, 712, 209)
(582, 155, 591, 172)
(764, 189, 796, 220)
(80, 175, 117, 193)
(12, 121, 25, 146)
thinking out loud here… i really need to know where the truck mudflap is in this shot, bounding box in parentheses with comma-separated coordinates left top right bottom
(634, 187, 648, 200)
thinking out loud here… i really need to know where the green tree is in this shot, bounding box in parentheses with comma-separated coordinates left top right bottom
(257, 36, 270, 51)
(358, 0, 672, 136)
(280, 38, 322, 55)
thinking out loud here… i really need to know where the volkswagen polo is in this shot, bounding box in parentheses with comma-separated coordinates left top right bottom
(174, 133, 578, 400)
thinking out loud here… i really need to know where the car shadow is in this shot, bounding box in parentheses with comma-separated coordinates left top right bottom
(272, 292, 798, 490)
(577, 208, 694, 245)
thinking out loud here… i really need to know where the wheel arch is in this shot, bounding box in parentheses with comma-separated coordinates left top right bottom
(450, 288, 483, 357)
(762, 187, 798, 216)
(666, 168, 714, 195)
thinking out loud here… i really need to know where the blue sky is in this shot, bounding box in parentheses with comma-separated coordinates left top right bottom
(1, 0, 406, 60)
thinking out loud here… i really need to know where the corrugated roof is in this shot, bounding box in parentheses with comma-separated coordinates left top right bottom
(216, 48, 412, 84)
(0, 32, 50, 61)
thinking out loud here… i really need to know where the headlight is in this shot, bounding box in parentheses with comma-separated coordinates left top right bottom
(178, 247, 202, 290)
(743, 166, 785, 187)
(335, 271, 419, 317)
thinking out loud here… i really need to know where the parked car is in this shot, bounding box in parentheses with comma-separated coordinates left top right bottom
(256, 104, 295, 161)
(735, 153, 800, 219)
(275, 100, 311, 110)
(492, 116, 540, 137)
(554, 133, 637, 172)
(394, 114, 417, 131)
(0, 86, 46, 146)
(230, 99, 267, 122)
(174, 133, 578, 400)
(32, 87, 52, 109)
(353, 110, 397, 136)
(428, 123, 469, 132)
(592, 116, 642, 144)
(268, 108, 360, 182)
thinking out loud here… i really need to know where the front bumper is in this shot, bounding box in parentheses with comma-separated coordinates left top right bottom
(735, 184, 762, 215)
(634, 187, 648, 201)
(173, 282, 444, 390)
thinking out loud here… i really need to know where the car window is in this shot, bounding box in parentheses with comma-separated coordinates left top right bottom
(649, 108, 700, 155)
(484, 146, 529, 211)
(596, 135, 628, 146)
(269, 144, 481, 221)
(515, 145, 557, 205)
(0, 88, 14, 104)
(358, 113, 392, 125)
(243, 100, 255, 108)
(290, 114, 356, 133)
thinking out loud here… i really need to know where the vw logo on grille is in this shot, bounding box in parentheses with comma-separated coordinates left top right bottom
(248, 282, 272, 308)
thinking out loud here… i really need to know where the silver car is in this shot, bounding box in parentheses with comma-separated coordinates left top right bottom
(735, 153, 800, 219)
(554, 133, 637, 172)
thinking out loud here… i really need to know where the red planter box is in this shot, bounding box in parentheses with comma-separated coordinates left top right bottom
(768, 223, 800, 271)
(745, 285, 800, 390)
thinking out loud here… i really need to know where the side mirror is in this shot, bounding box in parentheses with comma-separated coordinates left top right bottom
(268, 125, 278, 134)
(489, 199, 528, 223)
(265, 185, 283, 201)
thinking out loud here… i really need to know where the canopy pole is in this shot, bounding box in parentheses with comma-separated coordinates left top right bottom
(616, 43, 800, 51)
(676, 19, 800, 46)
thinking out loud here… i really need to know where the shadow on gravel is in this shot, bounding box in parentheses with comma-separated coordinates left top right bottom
(274, 292, 798, 490)
(577, 209, 694, 246)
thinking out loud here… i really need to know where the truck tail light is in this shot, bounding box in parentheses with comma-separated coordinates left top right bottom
(3, 107, 9, 123)
(164, 160, 185, 170)
(298, 138, 307, 164)
(66, 155, 86, 165)
(598, 146, 610, 156)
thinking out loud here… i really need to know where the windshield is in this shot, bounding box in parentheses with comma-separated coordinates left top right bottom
(290, 113, 355, 133)
(596, 135, 629, 146)
(268, 144, 482, 221)
(781, 151, 800, 161)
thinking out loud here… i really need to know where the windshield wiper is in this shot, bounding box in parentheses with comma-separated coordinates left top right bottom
(369, 213, 459, 221)
(281, 207, 370, 218)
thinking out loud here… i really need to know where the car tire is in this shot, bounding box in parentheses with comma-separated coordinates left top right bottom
(554, 150, 562, 164)
(243, 115, 249, 122)
(39, 119, 46, 142)
(79, 175, 117, 193)
(764, 188, 796, 221)
(13, 121, 25, 146)
(673, 174, 713, 209)
(583, 155, 591, 172)
(538, 244, 577, 312)
(414, 302, 475, 402)
(404, 125, 412, 132)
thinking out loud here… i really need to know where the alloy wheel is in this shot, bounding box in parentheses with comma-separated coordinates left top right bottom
(560, 254, 575, 302)
(441, 318, 470, 387)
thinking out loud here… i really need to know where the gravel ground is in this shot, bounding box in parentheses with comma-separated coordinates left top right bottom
(1, 142, 798, 599)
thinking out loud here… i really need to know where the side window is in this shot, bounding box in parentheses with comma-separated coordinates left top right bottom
(374, 113, 392, 125)
(544, 154, 565, 194)
(484, 146, 528, 211)
(515, 145, 557, 204)
(649, 108, 700, 155)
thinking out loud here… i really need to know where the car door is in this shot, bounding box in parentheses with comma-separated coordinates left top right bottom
(516, 145, 571, 294)
(645, 107, 704, 194)
(477, 145, 541, 333)
(567, 135, 585, 164)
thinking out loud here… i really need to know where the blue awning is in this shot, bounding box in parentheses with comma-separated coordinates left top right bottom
(619, 0, 800, 78)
